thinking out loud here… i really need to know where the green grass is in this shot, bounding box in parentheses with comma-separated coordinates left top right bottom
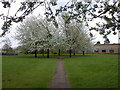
(64, 54, 118, 88)
(2, 54, 57, 88)
(2, 54, 119, 88)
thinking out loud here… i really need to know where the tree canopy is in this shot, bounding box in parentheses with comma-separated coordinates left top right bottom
(0, 0, 119, 40)
(15, 15, 94, 53)
(2, 38, 15, 55)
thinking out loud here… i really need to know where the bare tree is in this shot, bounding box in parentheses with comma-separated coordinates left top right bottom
(2, 38, 15, 55)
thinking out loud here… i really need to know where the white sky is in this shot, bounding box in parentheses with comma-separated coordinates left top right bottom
(0, 0, 119, 49)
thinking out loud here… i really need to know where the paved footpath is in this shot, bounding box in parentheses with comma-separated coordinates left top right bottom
(49, 58, 71, 88)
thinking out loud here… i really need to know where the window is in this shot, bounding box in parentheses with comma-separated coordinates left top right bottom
(109, 50, 114, 53)
(102, 50, 106, 52)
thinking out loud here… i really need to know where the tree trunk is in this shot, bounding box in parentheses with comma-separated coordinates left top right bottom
(35, 42, 37, 58)
(58, 49, 60, 56)
(69, 49, 72, 57)
(47, 49, 49, 58)
(42, 49, 44, 56)
(35, 49, 37, 58)
(73, 50, 75, 56)
(83, 51, 84, 55)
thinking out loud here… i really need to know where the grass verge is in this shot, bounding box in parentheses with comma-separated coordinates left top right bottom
(2, 54, 56, 88)
(64, 54, 118, 88)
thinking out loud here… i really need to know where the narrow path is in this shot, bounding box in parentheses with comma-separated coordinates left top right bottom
(49, 58, 71, 88)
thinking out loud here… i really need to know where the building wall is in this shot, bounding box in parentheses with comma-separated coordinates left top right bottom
(94, 44, 120, 54)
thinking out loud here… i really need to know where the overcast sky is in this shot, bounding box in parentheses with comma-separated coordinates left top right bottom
(0, 0, 119, 49)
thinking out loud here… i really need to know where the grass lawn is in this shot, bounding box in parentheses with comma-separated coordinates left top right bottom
(64, 54, 118, 88)
(2, 54, 119, 88)
(2, 54, 57, 88)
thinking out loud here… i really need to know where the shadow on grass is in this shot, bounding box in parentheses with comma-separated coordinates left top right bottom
(3, 53, 117, 60)
(17, 53, 93, 59)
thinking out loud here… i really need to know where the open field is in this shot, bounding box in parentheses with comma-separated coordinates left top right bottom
(2, 54, 56, 88)
(2, 54, 119, 88)
(64, 54, 118, 88)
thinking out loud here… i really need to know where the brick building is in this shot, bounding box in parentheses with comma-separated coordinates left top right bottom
(94, 44, 120, 54)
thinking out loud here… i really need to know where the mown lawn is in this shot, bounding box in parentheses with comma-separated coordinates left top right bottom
(2, 54, 57, 88)
(64, 54, 118, 88)
(2, 54, 119, 88)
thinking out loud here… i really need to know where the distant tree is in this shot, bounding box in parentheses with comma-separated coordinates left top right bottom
(60, 13, 94, 56)
(15, 45, 30, 54)
(2, 44, 15, 55)
(104, 38, 110, 44)
(15, 14, 94, 57)
(15, 15, 56, 57)
(2, 38, 15, 55)
(2, 38, 12, 46)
